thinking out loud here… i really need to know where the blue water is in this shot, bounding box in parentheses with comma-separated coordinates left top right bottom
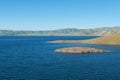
(0, 36, 120, 80)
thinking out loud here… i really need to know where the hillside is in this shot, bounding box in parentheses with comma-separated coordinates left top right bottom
(0, 26, 120, 36)
(79, 33, 120, 45)
(51, 33, 120, 45)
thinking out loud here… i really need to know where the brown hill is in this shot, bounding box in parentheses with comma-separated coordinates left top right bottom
(51, 33, 120, 45)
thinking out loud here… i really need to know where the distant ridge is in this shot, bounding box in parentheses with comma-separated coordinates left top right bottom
(0, 26, 120, 36)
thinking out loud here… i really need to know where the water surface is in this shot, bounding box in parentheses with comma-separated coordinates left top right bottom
(0, 36, 120, 80)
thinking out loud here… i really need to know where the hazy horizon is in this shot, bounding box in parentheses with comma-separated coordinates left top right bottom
(0, 26, 120, 31)
(0, 0, 120, 30)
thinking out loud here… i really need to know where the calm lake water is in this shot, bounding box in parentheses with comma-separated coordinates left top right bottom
(0, 36, 120, 80)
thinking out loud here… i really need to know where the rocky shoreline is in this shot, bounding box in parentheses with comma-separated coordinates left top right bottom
(54, 47, 109, 54)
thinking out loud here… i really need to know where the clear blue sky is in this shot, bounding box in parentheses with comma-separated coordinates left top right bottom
(0, 0, 120, 30)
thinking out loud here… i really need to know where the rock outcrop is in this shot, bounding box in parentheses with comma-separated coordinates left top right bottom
(54, 47, 109, 54)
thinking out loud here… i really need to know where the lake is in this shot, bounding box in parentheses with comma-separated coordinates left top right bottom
(0, 36, 120, 80)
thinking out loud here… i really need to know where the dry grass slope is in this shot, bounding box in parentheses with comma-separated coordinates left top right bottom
(79, 33, 120, 45)
(50, 33, 120, 45)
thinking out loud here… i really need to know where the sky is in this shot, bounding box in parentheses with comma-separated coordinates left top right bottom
(0, 0, 120, 30)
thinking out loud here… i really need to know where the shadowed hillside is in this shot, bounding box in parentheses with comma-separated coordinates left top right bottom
(0, 27, 120, 36)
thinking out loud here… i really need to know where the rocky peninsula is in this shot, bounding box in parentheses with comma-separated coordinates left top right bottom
(51, 33, 120, 54)
(50, 33, 120, 46)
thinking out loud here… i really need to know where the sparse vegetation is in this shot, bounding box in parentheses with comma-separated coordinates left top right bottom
(51, 33, 120, 45)
(54, 47, 109, 54)
(0, 27, 120, 36)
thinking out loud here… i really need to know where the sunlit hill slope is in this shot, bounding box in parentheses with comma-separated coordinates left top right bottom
(51, 33, 120, 45)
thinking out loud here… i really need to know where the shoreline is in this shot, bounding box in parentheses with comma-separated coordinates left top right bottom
(49, 40, 120, 46)
(54, 47, 109, 54)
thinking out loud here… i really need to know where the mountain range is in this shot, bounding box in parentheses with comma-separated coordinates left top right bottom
(0, 26, 120, 36)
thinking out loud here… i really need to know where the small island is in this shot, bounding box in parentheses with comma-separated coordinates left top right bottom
(54, 47, 109, 54)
